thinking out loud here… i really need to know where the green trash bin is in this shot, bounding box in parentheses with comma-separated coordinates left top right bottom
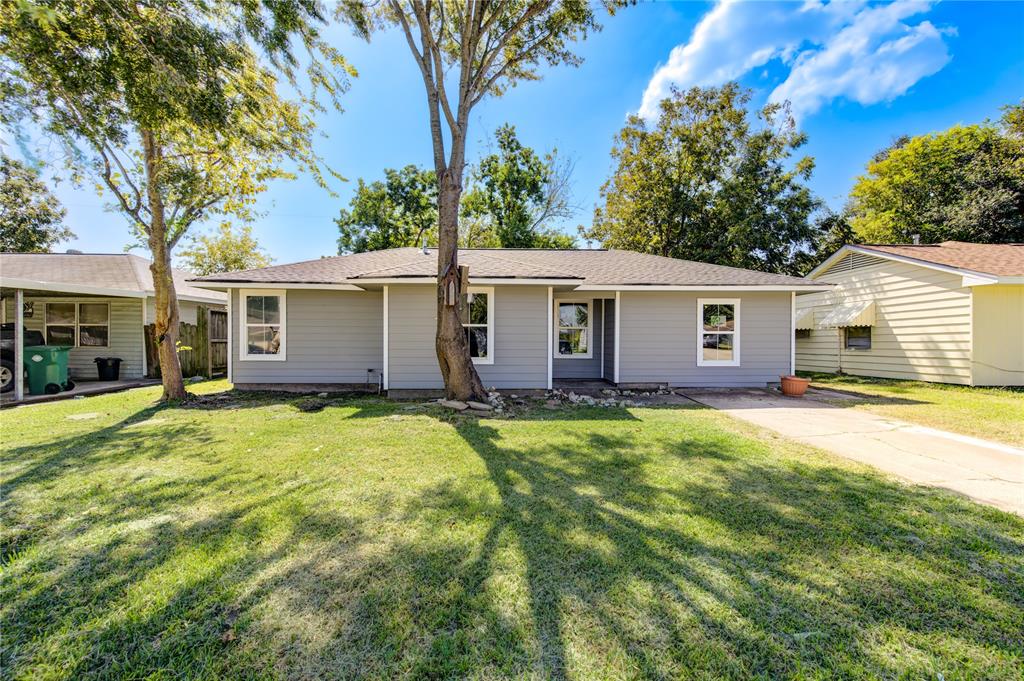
(23, 345, 74, 395)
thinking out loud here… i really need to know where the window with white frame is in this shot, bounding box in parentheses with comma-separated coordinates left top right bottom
(44, 302, 109, 347)
(555, 300, 592, 358)
(462, 287, 493, 364)
(240, 290, 286, 360)
(697, 299, 739, 366)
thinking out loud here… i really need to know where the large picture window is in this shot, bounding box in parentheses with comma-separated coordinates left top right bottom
(240, 290, 286, 360)
(462, 287, 493, 365)
(697, 298, 740, 367)
(555, 300, 592, 358)
(45, 302, 109, 347)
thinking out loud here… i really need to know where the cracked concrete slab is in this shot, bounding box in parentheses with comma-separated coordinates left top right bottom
(681, 388, 1024, 516)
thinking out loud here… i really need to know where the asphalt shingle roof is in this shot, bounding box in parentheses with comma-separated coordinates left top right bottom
(856, 241, 1024, 277)
(0, 253, 226, 301)
(192, 247, 820, 287)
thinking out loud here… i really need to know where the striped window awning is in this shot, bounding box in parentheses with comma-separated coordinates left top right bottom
(819, 300, 876, 328)
(794, 308, 816, 330)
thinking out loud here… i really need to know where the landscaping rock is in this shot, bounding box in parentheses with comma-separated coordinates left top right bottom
(467, 400, 493, 411)
(440, 399, 468, 411)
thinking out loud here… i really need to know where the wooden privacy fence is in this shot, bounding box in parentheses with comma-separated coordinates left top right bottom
(145, 306, 228, 379)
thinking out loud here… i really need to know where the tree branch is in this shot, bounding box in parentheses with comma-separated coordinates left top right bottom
(412, 0, 458, 134)
(390, 0, 447, 172)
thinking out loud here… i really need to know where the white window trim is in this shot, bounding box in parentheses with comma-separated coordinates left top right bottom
(44, 301, 110, 348)
(239, 289, 287, 361)
(554, 299, 593, 359)
(696, 298, 740, 367)
(464, 286, 494, 365)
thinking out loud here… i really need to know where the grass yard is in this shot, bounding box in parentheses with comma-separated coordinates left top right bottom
(2, 381, 1022, 680)
(799, 372, 1024, 447)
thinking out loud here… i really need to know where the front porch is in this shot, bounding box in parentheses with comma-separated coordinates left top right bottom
(1, 377, 160, 408)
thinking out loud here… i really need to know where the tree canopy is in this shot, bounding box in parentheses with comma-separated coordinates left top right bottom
(180, 223, 272, 275)
(794, 210, 857, 274)
(586, 83, 819, 275)
(336, 165, 438, 253)
(462, 124, 576, 248)
(849, 104, 1024, 244)
(1, 0, 350, 399)
(337, 126, 577, 253)
(0, 155, 73, 252)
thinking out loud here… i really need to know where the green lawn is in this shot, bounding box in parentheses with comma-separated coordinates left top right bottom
(2, 381, 1022, 680)
(799, 372, 1024, 448)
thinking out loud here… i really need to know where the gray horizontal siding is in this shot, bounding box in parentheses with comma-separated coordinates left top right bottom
(552, 294, 605, 379)
(618, 291, 792, 387)
(5, 296, 145, 379)
(387, 285, 548, 390)
(230, 289, 383, 385)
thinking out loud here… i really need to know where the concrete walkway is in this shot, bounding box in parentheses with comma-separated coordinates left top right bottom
(680, 388, 1024, 516)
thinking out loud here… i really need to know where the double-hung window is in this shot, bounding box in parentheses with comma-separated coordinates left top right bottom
(462, 286, 493, 364)
(240, 290, 286, 360)
(845, 326, 871, 350)
(45, 302, 109, 347)
(697, 298, 740, 366)
(555, 300, 592, 358)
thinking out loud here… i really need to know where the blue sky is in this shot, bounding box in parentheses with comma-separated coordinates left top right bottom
(21, 0, 1024, 265)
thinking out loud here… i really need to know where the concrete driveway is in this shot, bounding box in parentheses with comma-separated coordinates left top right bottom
(680, 388, 1024, 516)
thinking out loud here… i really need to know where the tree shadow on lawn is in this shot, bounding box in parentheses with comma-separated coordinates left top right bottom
(441, 417, 1024, 679)
(2, 398, 1023, 679)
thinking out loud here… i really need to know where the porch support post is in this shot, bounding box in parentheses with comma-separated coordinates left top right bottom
(546, 286, 553, 390)
(226, 289, 233, 383)
(790, 292, 796, 376)
(382, 286, 389, 391)
(14, 288, 24, 401)
(614, 291, 621, 385)
(600, 298, 605, 380)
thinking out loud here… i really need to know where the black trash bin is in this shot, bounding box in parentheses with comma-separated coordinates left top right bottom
(94, 357, 122, 381)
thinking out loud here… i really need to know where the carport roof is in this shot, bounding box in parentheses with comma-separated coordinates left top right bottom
(0, 252, 226, 303)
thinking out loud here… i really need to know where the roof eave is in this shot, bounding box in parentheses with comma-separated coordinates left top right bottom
(0, 277, 147, 298)
(575, 284, 833, 292)
(808, 245, 1003, 284)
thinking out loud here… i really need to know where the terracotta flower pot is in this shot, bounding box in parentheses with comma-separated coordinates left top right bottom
(780, 375, 810, 397)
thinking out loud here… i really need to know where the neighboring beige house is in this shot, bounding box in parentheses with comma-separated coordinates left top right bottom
(1, 252, 226, 391)
(796, 241, 1024, 386)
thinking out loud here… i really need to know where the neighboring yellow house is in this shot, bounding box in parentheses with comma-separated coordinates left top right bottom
(796, 241, 1024, 386)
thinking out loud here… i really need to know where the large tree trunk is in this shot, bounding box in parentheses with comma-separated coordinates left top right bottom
(435, 168, 487, 401)
(142, 129, 187, 401)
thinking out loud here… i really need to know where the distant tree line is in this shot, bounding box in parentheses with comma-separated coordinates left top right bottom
(341, 85, 1022, 276)
(587, 84, 1023, 275)
(336, 124, 577, 253)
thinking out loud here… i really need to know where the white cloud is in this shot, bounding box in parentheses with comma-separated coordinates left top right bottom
(637, 0, 953, 121)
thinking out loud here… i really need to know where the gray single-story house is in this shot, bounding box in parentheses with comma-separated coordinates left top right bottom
(190, 247, 828, 393)
(1, 252, 226, 391)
